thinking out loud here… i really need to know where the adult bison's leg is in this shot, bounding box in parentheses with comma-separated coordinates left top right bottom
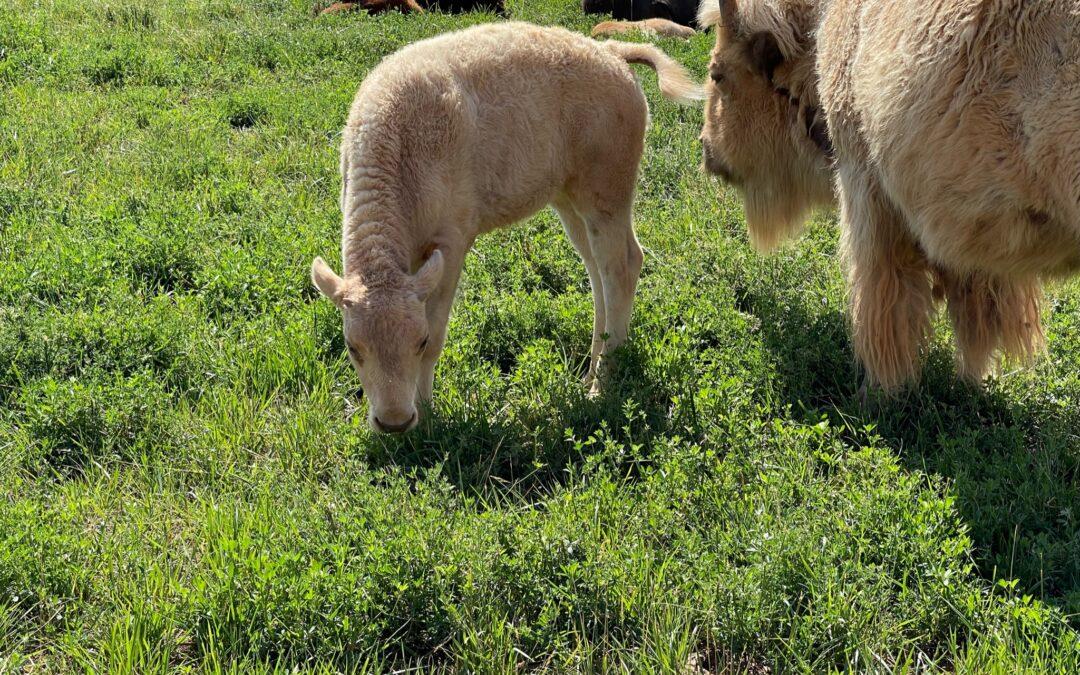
(937, 270, 1045, 383)
(840, 168, 935, 392)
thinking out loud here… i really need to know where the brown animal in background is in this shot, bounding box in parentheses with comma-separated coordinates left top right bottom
(697, 0, 1080, 392)
(583, 0, 699, 28)
(591, 18, 697, 39)
(319, 0, 423, 16)
(311, 22, 701, 432)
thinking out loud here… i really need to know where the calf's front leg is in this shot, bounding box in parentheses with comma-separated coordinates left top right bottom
(418, 246, 465, 406)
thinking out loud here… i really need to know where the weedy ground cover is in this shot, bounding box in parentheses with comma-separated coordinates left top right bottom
(2, 0, 1079, 670)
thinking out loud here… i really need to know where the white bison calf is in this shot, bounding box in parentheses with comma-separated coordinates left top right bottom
(311, 22, 700, 433)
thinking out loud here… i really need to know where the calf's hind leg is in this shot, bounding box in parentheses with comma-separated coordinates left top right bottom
(552, 196, 606, 386)
(576, 200, 643, 396)
(564, 117, 645, 395)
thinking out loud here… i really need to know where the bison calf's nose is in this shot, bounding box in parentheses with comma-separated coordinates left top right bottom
(373, 412, 418, 434)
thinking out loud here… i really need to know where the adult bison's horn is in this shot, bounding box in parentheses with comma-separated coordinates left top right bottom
(697, 0, 738, 32)
(720, 0, 738, 30)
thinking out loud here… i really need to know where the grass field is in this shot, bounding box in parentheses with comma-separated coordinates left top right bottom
(2, 0, 1080, 671)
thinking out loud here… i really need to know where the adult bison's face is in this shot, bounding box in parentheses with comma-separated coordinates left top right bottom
(311, 253, 443, 434)
(698, 0, 834, 251)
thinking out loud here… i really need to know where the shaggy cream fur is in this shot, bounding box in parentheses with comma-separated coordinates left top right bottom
(312, 22, 701, 432)
(698, 0, 1080, 391)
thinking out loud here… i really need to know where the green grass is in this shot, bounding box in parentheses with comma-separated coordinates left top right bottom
(2, 0, 1080, 671)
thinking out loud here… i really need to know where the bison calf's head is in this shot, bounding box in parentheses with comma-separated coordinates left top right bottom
(311, 252, 444, 433)
(697, 0, 834, 251)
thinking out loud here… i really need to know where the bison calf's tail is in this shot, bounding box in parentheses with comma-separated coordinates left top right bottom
(603, 42, 704, 105)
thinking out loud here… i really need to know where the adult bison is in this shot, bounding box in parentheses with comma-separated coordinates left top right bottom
(582, 0, 699, 28)
(698, 0, 1080, 391)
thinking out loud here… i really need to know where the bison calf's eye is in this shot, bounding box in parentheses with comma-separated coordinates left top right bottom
(347, 344, 363, 364)
(417, 336, 429, 355)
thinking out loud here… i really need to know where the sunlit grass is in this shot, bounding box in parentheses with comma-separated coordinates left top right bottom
(2, 0, 1079, 670)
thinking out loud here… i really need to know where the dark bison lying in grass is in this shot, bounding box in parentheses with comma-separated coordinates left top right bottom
(320, 0, 421, 15)
(582, 0, 698, 28)
(426, 0, 505, 12)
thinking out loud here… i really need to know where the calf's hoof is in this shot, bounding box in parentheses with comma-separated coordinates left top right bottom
(584, 354, 618, 399)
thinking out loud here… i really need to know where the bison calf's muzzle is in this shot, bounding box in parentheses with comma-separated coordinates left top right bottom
(373, 411, 418, 434)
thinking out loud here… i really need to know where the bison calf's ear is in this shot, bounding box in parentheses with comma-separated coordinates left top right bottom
(413, 249, 444, 301)
(311, 257, 346, 306)
(747, 31, 783, 82)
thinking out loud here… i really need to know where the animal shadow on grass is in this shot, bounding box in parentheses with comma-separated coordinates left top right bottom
(744, 287, 1080, 618)
(362, 341, 677, 501)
